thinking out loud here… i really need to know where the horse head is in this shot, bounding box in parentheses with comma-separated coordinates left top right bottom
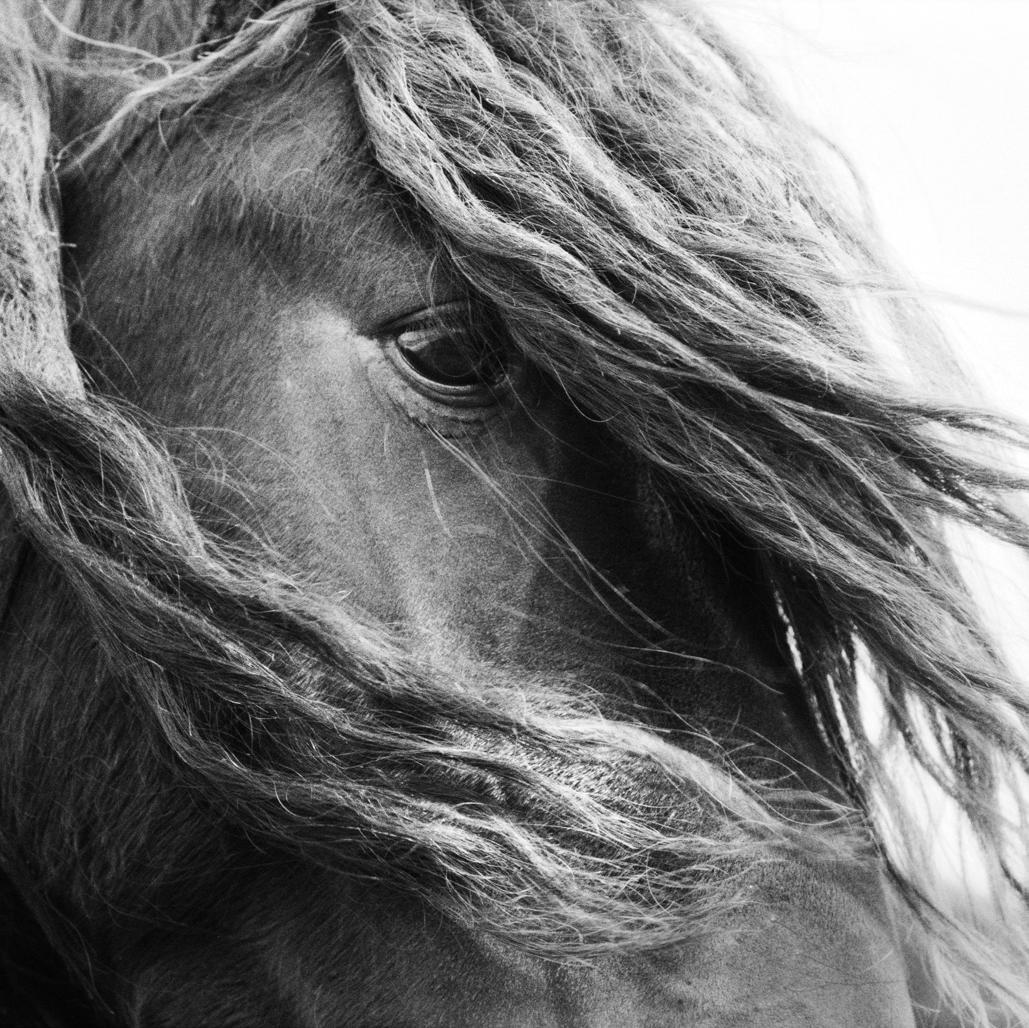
(1, 2, 1026, 1025)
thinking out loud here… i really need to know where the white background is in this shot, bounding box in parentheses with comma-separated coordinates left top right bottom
(712, 0, 1028, 418)
(711, 0, 1029, 686)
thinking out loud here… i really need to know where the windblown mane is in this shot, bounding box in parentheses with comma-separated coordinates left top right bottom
(2, 1, 1028, 1024)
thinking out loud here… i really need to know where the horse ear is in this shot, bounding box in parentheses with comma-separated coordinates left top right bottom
(0, 29, 83, 613)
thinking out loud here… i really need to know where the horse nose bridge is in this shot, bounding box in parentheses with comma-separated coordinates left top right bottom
(677, 865, 917, 1028)
(540, 865, 917, 1028)
(118, 856, 915, 1028)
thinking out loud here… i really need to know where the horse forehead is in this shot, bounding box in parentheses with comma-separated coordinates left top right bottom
(184, 63, 452, 329)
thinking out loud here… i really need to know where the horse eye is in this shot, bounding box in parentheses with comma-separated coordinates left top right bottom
(383, 305, 509, 403)
(394, 323, 497, 388)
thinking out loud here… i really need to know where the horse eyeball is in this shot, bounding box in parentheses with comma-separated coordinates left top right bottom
(394, 324, 503, 389)
(381, 303, 511, 407)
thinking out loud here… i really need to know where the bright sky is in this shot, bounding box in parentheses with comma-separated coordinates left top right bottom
(712, 0, 1029, 418)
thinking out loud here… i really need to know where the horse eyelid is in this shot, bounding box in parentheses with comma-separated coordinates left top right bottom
(377, 299, 472, 337)
(395, 325, 458, 353)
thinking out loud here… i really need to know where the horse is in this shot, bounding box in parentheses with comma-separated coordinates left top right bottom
(1, 1, 1027, 1024)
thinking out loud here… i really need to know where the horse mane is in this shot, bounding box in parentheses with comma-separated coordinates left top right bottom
(3, 1, 1029, 1023)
